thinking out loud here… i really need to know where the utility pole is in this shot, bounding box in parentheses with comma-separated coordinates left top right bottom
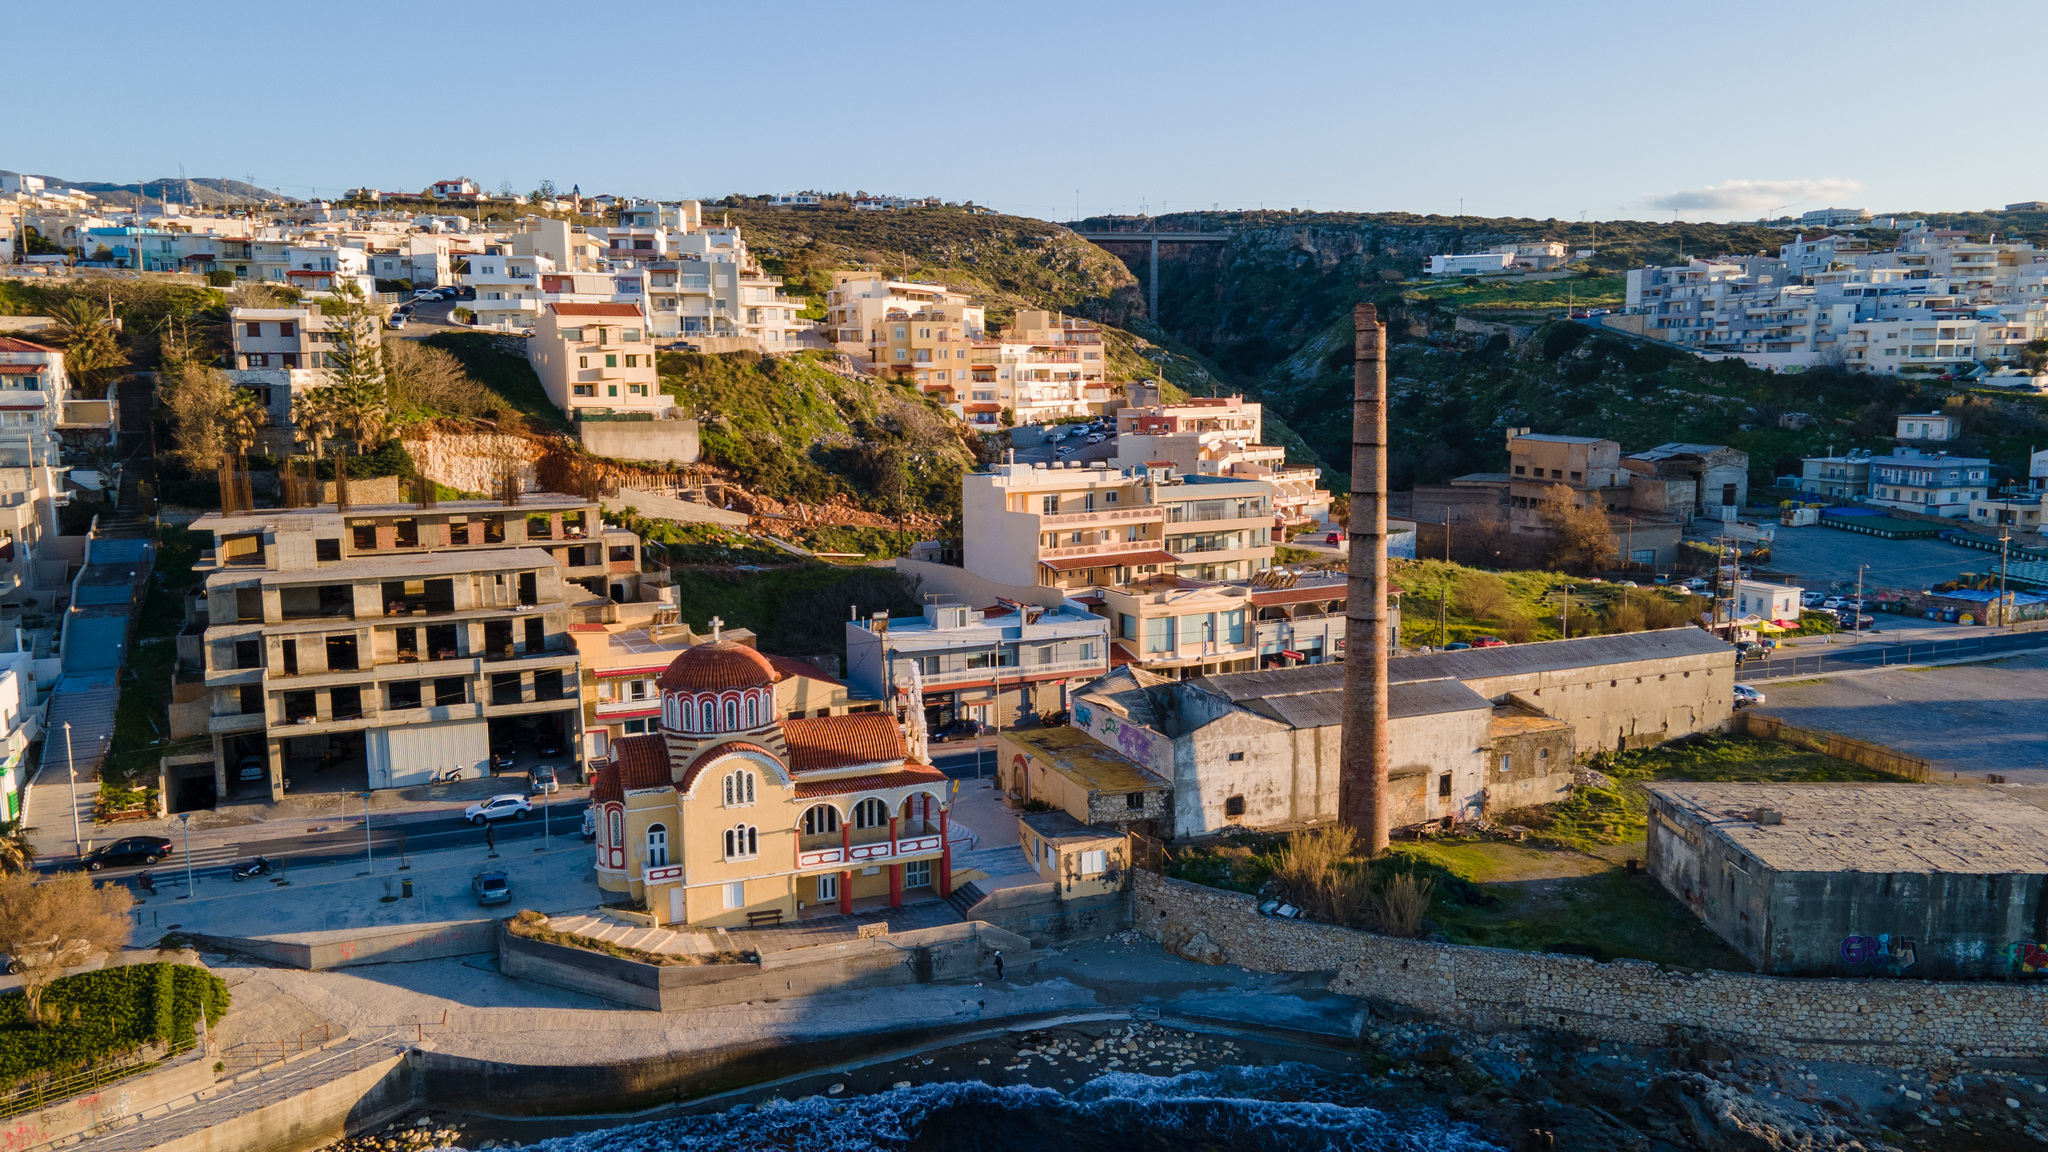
(1340, 304, 1391, 855)
(1560, 585, 1572, 639)
(360, 791, 374, 871)
(1853, 563, 1869, 644)
(179, 812, 193, 895)
(2000, 527, 2013, 630)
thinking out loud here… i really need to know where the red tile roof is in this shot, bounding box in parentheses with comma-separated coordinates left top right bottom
(657, 641, 780, 692)
(549, 302, 644, 318)
(0, 366, 42, 375)
(793, 763, 947, 799)
(0, 338, 56, 354)
(765, 654, 842, 686)
(678, 740, 777, 795)
(611, 734, 672, 790)
(567, 623, 608, 633)
(589, 763, 622, 803)
(782, 713, 905, 771)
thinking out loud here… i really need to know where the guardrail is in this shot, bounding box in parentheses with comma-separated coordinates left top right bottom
(0, 1038, 186, 1122)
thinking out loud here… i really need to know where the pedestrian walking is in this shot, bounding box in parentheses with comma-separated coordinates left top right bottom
(992, 950, 1005, 981)
(485, 823, 497, 854)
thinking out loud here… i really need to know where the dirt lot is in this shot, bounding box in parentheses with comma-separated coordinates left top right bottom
(1752, 651, 2048, 783)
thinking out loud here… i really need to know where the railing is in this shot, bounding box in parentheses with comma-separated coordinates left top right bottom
(1042, 508, 1160, 526)
(1038, 539, 1166, 561)
(0, 1039, 191, 1122)
(797, 833, 943, 870)
(644, 863, 683, 883)
(595, 697, 659, 717)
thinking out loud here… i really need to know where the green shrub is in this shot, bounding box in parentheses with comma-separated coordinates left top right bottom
(0, 964, 229, 1087)
(205, 270, 235, 288)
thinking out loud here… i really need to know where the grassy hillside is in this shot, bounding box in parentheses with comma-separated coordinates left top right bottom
(657, 350, 979, 520)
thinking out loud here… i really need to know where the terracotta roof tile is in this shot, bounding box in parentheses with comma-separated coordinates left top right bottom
(589, 763, 623, 803)
(678, 740, 777, 795)
(793, 764, 948, 799)
(549, 302, 645, 318)
(0, 338, 57, 354)
(782, 713, 904, 771)
(612, 734, 671, 790)
(657, 641, 780, 692)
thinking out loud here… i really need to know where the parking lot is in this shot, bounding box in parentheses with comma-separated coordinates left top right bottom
(1752, 651, 2048, 783)
(1762, 522, 2003, 595)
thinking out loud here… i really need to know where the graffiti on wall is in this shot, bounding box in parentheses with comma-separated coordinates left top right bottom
(1073, 704, 1166, 770)
(1841, 934, 1918, 975)
(2002, 941, 2048, 976)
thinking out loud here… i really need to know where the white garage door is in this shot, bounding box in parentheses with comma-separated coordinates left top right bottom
(367, 718, 490, 789)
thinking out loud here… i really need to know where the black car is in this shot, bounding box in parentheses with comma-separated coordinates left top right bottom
(536, 739, 564, 757)
(490, 747, 517, 771)
(82, 836, 173, 871)
(931, 718, 990, 743)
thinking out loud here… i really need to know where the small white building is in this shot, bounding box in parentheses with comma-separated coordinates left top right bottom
(1896, 412, 1958, 442)
(1732, 581, 1803, 624)
(1428, 252, 1515, 276)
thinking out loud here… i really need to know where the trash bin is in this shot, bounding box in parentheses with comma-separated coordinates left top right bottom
(402, 879, 414, 898)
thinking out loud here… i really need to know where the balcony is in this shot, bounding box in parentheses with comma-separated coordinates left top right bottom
(1037, 538, 1170, 562)
(797, 833, 943, 871)
(594, 696, 660, 718)
(471, 297, 540, 314)
(1041, 507, 1160, 527)
(921, 657, 1104, 687)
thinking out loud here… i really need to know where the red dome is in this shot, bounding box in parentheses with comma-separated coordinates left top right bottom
(657, 641, 781, 692)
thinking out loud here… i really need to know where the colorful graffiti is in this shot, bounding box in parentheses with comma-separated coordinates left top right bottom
(2001, 941, 2048, 976)
(1840, 934, 1918, 975)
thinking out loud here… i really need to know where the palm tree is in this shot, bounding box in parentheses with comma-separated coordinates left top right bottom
(0, 819, 38, 875)
(47, 299, 127, 399)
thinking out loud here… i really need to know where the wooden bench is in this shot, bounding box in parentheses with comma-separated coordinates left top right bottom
(746, 909, 784, 927)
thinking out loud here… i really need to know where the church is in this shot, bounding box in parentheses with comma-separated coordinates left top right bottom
(588, 639, 956, 928)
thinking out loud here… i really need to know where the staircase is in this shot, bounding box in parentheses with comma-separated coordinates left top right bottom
(943, 881, 986, 919)
(26, 685, 121, 845)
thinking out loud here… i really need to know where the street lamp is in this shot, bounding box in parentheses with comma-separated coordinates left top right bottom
(62, 722, 79, 858)
(178, 812, 193, 896)
(360, 791, 374, 872)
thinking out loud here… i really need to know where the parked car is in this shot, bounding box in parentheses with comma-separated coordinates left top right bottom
(1324, 530, 1345, 545)
(1801, 591, 1827, 608)
(1471, 636, 1508, 648)
(580, 807, 598, 842)
(1732, 684, 1765, 708)
(1086, 433, 1105, 444)
(236, 756, 265, 782)
(536, 737, 564, 758)
(385, 316, 407, 330)
(1839, 612, 1876, 631)
(1615, 580, 1638, 588)
(412, 287, 439, 300)
(1055, 445, 1076, 457)
(1444, 641, 1472, 651)
(531, 765, 560, 795)
(464, 794, 532, 823)
(1038, 709, 1071, 728)
(1820, 596, 1846, 611)
(931, 718, 989, 743)
(471, 871, 512, 906)
(81, 836, 173, 871)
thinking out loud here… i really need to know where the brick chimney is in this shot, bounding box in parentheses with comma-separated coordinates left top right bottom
(1339, 303, 1391, 853)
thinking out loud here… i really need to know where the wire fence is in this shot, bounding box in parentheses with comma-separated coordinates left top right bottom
(0, 1038, 190, 1122)
(1736, 633, 2048, 683)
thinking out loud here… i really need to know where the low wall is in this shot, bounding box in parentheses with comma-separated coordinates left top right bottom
(963, 883, 1129, 948)
(1737, 712, 1932, 781)
(8, 1047, 215, 1150)
(578, 418, 700, 465)
(141, 1052, 414, 1152)
(194, 919, 499, 970)
(1133, 870, 2048, 1068)
(498, 919, 1024, 1012)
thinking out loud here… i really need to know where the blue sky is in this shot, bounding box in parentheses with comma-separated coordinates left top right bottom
(16, 0, 2047, 223)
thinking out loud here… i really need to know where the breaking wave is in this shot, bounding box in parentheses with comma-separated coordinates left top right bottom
(522, 1064, 1501, 1151)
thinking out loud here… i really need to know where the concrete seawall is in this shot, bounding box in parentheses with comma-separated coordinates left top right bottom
(498, 919, 1026, 1012)
(1133, 869, 2048, 1068)
(193, 919, 501, 970)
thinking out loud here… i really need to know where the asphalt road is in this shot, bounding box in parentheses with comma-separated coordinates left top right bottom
(1737, 630, 2048, 682)
(50, 801, 592, 889)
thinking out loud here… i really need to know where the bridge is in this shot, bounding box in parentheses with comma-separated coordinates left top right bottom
(1069, 230, 1232, 320)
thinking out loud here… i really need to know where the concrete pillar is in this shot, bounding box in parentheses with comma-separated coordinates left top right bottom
(838, 870, 853, 916)
(1339, 303, 1391, 854)
(888, 863, 902, 908)
(938, 808, 952, 897)
(1148, 236, 1160, 322)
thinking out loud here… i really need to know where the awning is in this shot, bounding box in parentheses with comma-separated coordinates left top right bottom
(1040, 550, 1179, 572)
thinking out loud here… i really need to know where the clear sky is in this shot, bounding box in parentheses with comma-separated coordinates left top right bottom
(16, 0, 2047, 223)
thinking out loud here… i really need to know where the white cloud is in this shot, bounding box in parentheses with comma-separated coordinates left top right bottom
(1642, 178, 1865, 216)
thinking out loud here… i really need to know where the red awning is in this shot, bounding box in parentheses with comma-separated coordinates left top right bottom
(963, 402, 1003, 413)
(0, 366, 42, 374)
(1040, 550, 1179, 572)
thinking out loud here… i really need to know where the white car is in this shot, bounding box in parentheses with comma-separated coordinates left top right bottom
(1821, 596, 1846, 611)
(1801, 591, 1826, 608)
(1732, 684, 1765, 708)
(1086, 433, 1105, 444)
(464, 794, 532, 824)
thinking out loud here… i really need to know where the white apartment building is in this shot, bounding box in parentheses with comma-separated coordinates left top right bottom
(824, 273, 985, 350)
(844, 601, 1109, 729)
(464, 245, 551, 331)
(1865, 448, 1991, 518)
(964, 461, 1277, 590)
(1112, 388, 1330, 527)
(281, 245, 374, 298)
(527, 302, 671, 418)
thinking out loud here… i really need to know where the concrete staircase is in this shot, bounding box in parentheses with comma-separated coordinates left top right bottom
(542, 910, 737, 957)
(26, 685, 120, 847)
(943, 881, 987, 919)
(953, 844, 1031, 880)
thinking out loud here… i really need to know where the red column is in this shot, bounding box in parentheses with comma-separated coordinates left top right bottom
(840, 819, 854, 914)
(889, 814, 899, 857)
(938, 807, 952, 897)
(889, 863, 902, 907)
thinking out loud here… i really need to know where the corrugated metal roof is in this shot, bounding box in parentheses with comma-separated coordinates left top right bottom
(1238, 677, 1489, 729)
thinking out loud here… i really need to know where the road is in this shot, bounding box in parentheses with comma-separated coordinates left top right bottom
(1737, 629, 2048, 682)
(48, 800, 592, 889)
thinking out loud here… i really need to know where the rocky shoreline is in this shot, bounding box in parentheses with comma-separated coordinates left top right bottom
(312, 1011, 2048, 1151)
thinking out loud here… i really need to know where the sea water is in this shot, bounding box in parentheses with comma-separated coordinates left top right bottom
(519, 1065, 1501, 1152)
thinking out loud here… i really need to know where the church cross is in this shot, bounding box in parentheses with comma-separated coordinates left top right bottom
(709, 616, 724, 643)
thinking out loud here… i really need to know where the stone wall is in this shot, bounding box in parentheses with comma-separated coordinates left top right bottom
(578, 418, 699, 465)
(1133, 870, 2048, 1067)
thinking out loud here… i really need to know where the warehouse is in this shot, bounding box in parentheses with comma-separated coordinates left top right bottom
(1647, 782, 2048, 979)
